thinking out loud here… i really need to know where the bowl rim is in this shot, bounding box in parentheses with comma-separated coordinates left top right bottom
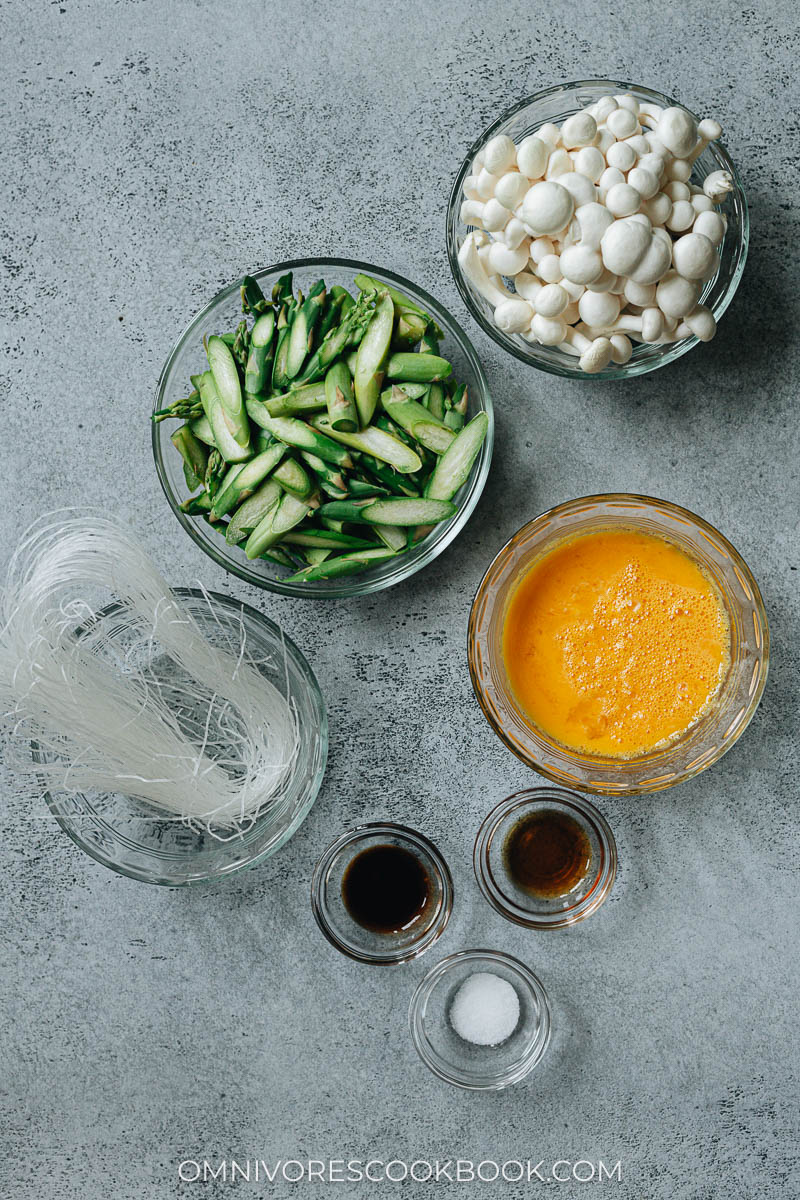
(473, 787, 617, 928)
(42, 587, 329, 886)
(152, 258, 494, 598)
(446, 77, 750, 380)
(467, 492, 770, 793)
(310, 820, 454, 964)
(408, 947, 552, 1090)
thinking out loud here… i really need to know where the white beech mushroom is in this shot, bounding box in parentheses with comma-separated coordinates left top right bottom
(456, 90, 732, 368)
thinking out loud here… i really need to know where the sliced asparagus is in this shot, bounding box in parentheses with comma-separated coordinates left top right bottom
(300, 450, 348, 499)
(196, 371, 251, 462)
(381, 386, 455, 455)
(206, 335, 251, 450)
(255, 413, 353, 468)
(160, 269, 488, 581)
(226, 478, 282, 544)
(286, 280, 326, 379)
(180, 490, 212, 515)
(318, 497, 456, 526)
(189, 414, 215, 445)
(392, 309, 428, 348)
(311, 414, 422, 474)
(385, 352, 452, 383)
(425, 412, 490, 501)
(372, 523, 407, 552)
(153, 390, 204, 424)
(282, 529, 375, 550)
(358, 456, 420, 496)
(244, 492, 312, 558)
(393, 381, 429, 400)
(244, 311, 275, 399)
(353, 273, 444, 341)
(304, 547, 332, 566)
(272, 455, 314, 500)
(418, 325, 440, 356)
(261, 545, 297, 568)
(240, 275, 269, 315)
(211, 440, 286, 518)
(359, 497, 456, 526)
(347, 478, 389, 498)
(325, 360, 358, 432)
(426, 383, 445, 422)
(294, 288, 376, 385)
(286, 547, 397, 582)
(171, 425, 208, 491)
(354, 292, 394, 427)
(249, 382, 327, 420)
(444, 383, 468, 431)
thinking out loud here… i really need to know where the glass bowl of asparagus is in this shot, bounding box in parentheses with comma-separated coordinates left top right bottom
(152, 259, 493, 597)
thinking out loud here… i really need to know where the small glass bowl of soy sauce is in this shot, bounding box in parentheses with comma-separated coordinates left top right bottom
(474, 788, 617, 929)
(311, 823, 454, 964)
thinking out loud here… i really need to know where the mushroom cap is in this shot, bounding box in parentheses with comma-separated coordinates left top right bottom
(606, 182, 642, 217)
(494, 171, 529, 210)
(656, 106, 698, 157)
(672, 231, 717, 279)
(606, 107, 639, 139)
(606, 140, 637, 172)
(493, 297, 534, 333)
(573, 146, 606, 182)
(560, 244, 604, 285)
(692, 210, 726, 246)
(521, 181, 575, 236)
(574, 201, 615, 249)
(534, 283, 570, 318)
(531, 312, 568, 345)
(656, 270, 700, 318)
(627, 166, 659, 200)
(557, 171, 596, 208)
(579, 336, 614, 373)
(684, 304, 717, 341)
(600, 217, 651, 275)
(516, 135, 550, 180)
(578, 289, 621, 328)
(627, 234, 672, 285)
(561, 111, 598, 149)
(486, 240, 529, 276)
(483, 133, 517, 175)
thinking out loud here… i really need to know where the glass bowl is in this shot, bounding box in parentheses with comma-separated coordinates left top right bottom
(153, 258, 493, 597)
(474, 788, 617, 929)
(41, 590, 327, 885)
(446, 79, 748, 380)
(408, 949, 551, 1089)
(468, 494, 769, 795)
(311, 822, 453, 964)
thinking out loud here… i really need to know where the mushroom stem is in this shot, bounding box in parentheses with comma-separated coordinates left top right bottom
(457, 233, 517, 307)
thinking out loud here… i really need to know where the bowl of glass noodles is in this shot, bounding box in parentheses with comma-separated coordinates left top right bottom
(3, 515, 327, 885)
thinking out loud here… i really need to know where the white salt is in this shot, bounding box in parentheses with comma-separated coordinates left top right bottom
(449, 971, 520, 1046)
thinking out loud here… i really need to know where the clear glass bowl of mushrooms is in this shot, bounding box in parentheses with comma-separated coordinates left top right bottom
(446, 79, 748, 379)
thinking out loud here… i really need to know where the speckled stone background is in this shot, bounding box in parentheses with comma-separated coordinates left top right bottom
(1, 1, 798, 1197)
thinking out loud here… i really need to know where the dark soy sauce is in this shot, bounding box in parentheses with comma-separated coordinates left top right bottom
(504, 809, 592, 898)
(342, 844, 430, 933)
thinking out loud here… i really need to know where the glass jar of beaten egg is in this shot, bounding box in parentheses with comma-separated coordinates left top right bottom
(468, 494, 768, 795)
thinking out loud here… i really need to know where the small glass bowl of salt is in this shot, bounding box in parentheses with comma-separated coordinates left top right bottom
(408, 949, 551, 1089)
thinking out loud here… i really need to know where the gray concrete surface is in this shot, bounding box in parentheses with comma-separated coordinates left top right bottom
(1, 1, 798, 1197)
